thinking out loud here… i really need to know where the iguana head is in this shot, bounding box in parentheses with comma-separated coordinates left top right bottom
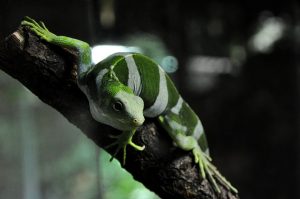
(88, 71, 145, 131)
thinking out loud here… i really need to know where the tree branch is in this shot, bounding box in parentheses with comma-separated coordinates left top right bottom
(0, 26, 239, 199)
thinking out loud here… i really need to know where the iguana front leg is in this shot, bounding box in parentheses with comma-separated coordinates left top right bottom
(21, 17, 92, 77)
(106, 130, 145, 165)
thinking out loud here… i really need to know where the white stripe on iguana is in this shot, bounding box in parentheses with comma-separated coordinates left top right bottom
(96, 68, 109, 89)
(192, 120, 204, 140)
(78, 84, 89, 95)
(170, 97, 183, 114)
(124, 55, 142, 95)
(144, 68, 168, 117)
(165, 115, 187, 132)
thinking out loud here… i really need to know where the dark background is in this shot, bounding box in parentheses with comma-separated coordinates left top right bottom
(1, 0, 300, 198)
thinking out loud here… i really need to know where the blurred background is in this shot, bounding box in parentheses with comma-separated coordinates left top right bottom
(1, 0, 300, 198)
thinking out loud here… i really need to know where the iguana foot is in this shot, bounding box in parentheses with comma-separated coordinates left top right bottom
(21, 16, 56, 42)
(106, 130, 145, 165)
(193, 146, 238, 194)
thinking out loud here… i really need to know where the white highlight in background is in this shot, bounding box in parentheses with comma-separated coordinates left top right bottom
(91, 45, 141, 64)
(250, 17, 285, 53)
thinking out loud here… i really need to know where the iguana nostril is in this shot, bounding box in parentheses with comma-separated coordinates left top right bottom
(133, 118, 139, 125)
(133, 118, 144, 126)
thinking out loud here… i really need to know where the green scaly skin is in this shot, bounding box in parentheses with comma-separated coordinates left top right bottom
(21, 16, 145, 165)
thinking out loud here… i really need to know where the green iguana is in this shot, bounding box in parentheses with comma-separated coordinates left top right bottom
(22, 17, 238, 194)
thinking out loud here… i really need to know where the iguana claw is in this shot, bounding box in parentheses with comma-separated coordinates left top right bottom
(21, 16, 56, 42)
(106, 130, 145, 165)
(193, 146, 238, 194)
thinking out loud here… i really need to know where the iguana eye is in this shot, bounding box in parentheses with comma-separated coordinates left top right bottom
(112, 101, 123, 111)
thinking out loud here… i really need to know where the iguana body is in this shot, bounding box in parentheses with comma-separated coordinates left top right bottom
(83, 52, 210, 151)
(22, 17, 237, 194)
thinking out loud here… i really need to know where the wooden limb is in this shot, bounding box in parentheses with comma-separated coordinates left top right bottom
(0, 26, 239, 199)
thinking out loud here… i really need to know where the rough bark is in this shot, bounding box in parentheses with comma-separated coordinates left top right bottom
(0, 26, 239, 199)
